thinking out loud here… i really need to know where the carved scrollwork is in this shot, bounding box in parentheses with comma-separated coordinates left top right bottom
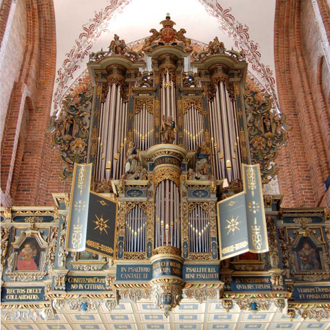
(222, 299, 233, 312)
(186, 253, 213, 261)
(236, 298, 270, 312)
(274, 298, 286, 312)
(54, 275, 66, 290)
(1, 227, 11, 269)
(58, 217, 68, 268)
(69, 298, 100, 312)
(3, 307, 53, 322)
(153, 246, 181, 256)
(298, 307, 330, 321)
(123, 252, 146, 260)
(104, 299, 118, 311)
(245, 82, 287, 183)
(117, 288, 152, 302)
(182, 98, 204, 115)
(183, 283, 222, 303)
(150, 277, 185, 317)
(153, 167, 180, 188)
(51, 83, 92, 179)
(134, 98, 154, 114)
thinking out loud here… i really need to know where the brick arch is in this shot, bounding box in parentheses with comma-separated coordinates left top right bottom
(0, 0, 56, 206)
(9, 96, 33, 201)
(274, 0, 330, 207)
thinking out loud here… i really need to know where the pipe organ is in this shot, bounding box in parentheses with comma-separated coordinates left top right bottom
(87, 16, 250, 262)
(86, 15, 252, 312)
(6, 17, 323, 325)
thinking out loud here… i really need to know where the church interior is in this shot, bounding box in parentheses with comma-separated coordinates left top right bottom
(0, 0, 330, 329)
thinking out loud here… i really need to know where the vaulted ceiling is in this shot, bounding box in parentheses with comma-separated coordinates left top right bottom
(53, 0, 276, 112)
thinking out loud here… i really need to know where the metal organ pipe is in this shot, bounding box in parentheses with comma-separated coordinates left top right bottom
(105, 85, 118, 181)
(155, 180, 180, 248)
(99, 86, 111, 181)
(184, 107, 204, 151)
(208, 81, 241, 183)
(125, 206, 147, 252)
(96, 83, 128, 182)
(189, 205, 210, 253)
(232, 101, 242, 179)
(133, 106, 154, 151)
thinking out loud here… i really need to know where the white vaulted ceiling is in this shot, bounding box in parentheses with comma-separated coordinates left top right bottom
(53, 0, 276, 112)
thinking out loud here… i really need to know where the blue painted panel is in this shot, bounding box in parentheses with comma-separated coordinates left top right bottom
(247, 314, 267, 320)
(110, 315, 129, 321)
(146, 325, 164, 330)
(307, 324, 324, 329)
(179, 326, 197, 330)
(65, 276, 105, 291)
(116, 264, 152, 281)
(179, 304, 199, 310)
(183, 264, 219, 281)
(178, 314, 197, 321)
(231, 277, 272, 291)
(243, 325, 262, 329)
(74, 315, 96, 321)
(276, 324, 293, 329)
(2, 287, 45, 302)
(293, 286, 330, 301)
(145, 315, 163, 320)
(214, 314, 232, 320)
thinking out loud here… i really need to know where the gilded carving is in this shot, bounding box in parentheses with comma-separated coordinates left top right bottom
(182, 98, 204, 115)
(50, 83, 92, 178)
(245, 83, 287, 182)
(154, 167, 180, 188)
(134, 98, 154, 114)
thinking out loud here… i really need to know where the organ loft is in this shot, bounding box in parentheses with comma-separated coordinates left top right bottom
(1, 14, 330, 330)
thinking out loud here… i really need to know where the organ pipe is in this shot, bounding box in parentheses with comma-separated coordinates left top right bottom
(125, 206, 147, 252)
(155, 179, 180, 248)
(209, 81, 242, 182)
(189, 205, 210, 253)
(96, 84, 127, 182)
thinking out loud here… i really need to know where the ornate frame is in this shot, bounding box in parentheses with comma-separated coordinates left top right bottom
(6, 230, 48, 281)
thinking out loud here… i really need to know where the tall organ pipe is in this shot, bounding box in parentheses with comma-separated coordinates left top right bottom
(96, 84, 128, 182)
(155, 179, 180, 248)
(125, 206, 147, 252)
(208, 82, 241, 182)
(189, 205, 210, 253)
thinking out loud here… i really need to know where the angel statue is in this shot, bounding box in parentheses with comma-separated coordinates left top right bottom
(195, 141, 211, 176)
(161, 115, 176, 144)
(109, 34, 126, 55)
(125, 142, 139, 175)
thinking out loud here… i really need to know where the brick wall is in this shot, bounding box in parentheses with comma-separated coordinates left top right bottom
(0, 0, 57, 207)
(1, 0, 329, 207)
(0, 0, 27, 143)
(275, 0, 330, 208)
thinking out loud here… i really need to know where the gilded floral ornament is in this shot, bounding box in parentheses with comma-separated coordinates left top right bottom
(245, 83, 287, 183)
(50, 83, 92, 178)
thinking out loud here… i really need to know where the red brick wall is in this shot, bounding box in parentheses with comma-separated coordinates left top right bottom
(0, 0, 57, 207)
(0, 0, 27, 143)
(1, 0, 329, 207)
(275, 0, 330, 207)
